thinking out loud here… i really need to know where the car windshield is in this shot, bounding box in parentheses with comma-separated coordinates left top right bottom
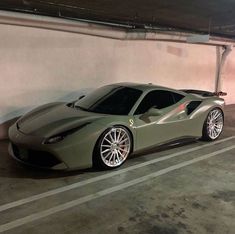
(74, 85, 142, 115)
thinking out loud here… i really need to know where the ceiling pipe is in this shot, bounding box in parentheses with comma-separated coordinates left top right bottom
(0, 10, 234, 47)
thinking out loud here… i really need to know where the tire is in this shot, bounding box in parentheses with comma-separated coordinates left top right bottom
(201, 108, 224, 141)
(93, 126, 132, 169)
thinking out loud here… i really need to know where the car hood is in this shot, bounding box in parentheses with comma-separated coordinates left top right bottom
(17, 103, 105, 137)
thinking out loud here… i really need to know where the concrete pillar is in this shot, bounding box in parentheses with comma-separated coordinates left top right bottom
(215, 45, 233, 92)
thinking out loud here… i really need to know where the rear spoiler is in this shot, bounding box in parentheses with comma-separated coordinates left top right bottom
(180, 89, 227, 97)
(214, 91, 227, 96)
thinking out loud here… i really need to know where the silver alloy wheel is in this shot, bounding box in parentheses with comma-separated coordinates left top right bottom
(207, 109, 223, 140)
(100, 127, 131, 167)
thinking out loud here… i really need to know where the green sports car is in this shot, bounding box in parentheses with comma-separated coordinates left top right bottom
(8, 83, 225, 170)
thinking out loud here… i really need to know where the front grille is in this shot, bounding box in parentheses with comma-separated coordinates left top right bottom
(28, 150, 61, 167)
(11, 143, 61, 168)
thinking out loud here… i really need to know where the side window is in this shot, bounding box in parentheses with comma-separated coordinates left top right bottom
(134, 90, 175, 115)
(172, 92, 185, 103)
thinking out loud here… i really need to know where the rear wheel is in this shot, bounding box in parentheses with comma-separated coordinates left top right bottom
(202, 108, 224, 141)
(94, 126, 132, 169)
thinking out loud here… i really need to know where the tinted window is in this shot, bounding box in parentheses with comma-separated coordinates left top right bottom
(75, 85, 142, 115)
(134, 90, 175, 115)
(172, 92, 185, 103)
(186, 101, 201, 115)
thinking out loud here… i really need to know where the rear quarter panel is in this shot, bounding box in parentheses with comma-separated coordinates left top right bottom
(186, 96, 225, 137)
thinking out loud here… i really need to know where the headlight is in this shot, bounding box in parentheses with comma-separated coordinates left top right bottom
(44, 135, 65, 144)
(43, 123, 90, 144)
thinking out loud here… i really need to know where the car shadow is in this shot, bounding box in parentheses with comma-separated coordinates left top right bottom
(130, 139, 199, 159)
(0, 138, 199, 180)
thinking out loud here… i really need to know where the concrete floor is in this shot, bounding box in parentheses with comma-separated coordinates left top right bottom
(0, 105, 235, 234)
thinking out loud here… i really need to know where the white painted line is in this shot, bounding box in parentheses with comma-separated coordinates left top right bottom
(0, 144, 234, 233)
(0, 136, 234, 213)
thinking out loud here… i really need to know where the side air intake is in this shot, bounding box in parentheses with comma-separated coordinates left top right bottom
(186, 101, 202, 115)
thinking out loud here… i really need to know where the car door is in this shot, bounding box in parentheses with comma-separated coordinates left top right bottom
(133, 90, 188, 150)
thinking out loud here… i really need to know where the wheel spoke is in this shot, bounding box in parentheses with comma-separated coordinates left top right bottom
(113, 128, 117, 142)
(118, 133, 126, 143)
(108, 132, 115, 142)
(117, 150, 123, 159)
(117, 129, 121, 141)
(104, 137, 112, 144)
(112, 152, 116, 164)
(213, 129, 217, 138)
(115, 151, 120, 163)
(104, 151, 112, 159)
(119, 138, 129, 145)
(119, 148, 128, 153)
(101, 144, 111, 148)
(214, 111, 221, 119)
(108, 152, 114, 164)
(101, 148, 111, 154)
(214, 110, 219, 118)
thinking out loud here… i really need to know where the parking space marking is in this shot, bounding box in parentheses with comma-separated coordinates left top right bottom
(0, 136, 235, 213)
(0, 144, 235, 232)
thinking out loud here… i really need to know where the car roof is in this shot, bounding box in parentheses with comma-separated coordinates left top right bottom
(109, 82, 185, 94)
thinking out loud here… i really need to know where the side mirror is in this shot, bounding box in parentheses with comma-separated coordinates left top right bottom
(145, 107, 162, 116)
(71, 95, 85, 107)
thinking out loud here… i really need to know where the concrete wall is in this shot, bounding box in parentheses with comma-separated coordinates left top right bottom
(0, 23, 234, 139)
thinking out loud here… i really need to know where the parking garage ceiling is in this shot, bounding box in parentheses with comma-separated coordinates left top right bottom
(0, 0, 235, 40)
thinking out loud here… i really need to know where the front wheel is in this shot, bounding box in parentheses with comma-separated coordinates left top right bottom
(93, 126, 132, 169)
(202, 108, 224, 141)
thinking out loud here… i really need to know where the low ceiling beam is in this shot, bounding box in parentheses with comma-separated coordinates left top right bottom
(0, 10, 234, 47)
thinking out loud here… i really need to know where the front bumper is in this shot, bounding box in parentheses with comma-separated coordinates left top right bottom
(8, 142, 67, 170)
(8, 123, 99, 170)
